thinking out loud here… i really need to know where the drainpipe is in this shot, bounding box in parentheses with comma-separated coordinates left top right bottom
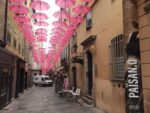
(4, 0, 8, 44)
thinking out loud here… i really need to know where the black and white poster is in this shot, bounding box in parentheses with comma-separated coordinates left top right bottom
(125, 57, 144, 113)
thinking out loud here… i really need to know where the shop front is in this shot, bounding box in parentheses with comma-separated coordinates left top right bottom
(0, 48, 14, 109)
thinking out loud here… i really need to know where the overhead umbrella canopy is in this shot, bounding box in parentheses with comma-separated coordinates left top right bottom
(32, 13, 49, 20)
(31, 1, 50, 11)
(8, 0, 92, 73)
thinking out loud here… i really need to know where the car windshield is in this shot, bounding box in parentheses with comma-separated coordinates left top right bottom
(44, 77, 50, 80)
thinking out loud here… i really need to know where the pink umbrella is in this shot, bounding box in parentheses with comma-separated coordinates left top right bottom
(68, 24, 77, 30)
(25, 36, 36, 43)
(71, 16, 83, 25)
(32, 13, 49, 20)
(81, 0, 94, 2)
(50, 36, 61, 40)
(19, 23, 32, 29)
(14, 16, 30, 23)
(53, 10, 70, 20)
(52, 28, 65, 34)
(52, 21, 68, 28)
(49, 39, 58, 44)
(50, 32, 63, 36)
(9, 0, 26, 3)
(56, 0, 76, 8)
(21, 29, 32, 34)
(52, 27, 65, 32)
(37, 37, 47, 42)
(34, 21, 49, 27)
(31, 1, 50, 11)
(39, 48, 46, 51)
(36, 33, 47, 37)
(9, 5, 29, 14)
(36, 28, 48, 34)
(73, 5, 91, 15)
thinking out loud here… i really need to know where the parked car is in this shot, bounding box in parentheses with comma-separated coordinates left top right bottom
(33, 75, 53, 86)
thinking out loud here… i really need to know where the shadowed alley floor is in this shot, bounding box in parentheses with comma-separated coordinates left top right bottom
(0, 86, 104, 113)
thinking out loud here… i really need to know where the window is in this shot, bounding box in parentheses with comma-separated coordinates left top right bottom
(18, 44, 21, 53)
(32, 9, 36, 14)
(6, 30, 11, 43)
(22, 46, 24, 56)
(86, 11, 92, 30)
(13, 39, 16, 48)
(24, 0, 27, 5)
(110, 34, 125, 80)
(71, 33, 77, 53)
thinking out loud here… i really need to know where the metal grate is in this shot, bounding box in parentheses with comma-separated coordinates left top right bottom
(110, 34, 125, 80)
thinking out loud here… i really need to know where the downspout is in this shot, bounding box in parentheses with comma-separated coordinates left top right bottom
(4, 0, 8, 44)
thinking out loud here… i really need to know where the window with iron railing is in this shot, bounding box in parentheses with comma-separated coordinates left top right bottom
(109, 34, 125, 80)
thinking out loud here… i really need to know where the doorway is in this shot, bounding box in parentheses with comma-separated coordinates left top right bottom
(86, 51, 93, 96)
(19, 68, 24, 93)
(72, 67, 77, 90)
(24, 72, 27, 89)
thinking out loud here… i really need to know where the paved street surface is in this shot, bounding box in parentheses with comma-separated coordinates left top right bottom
(0, 86, 104, 113)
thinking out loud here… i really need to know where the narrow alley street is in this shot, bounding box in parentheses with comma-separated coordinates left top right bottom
(0, 0, 150, 113)
(0, 86, 104, 113)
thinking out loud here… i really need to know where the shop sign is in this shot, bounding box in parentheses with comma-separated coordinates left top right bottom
(125, 58, 144, 113)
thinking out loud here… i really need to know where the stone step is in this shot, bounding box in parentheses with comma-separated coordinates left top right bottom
(82, 96, 94, 105)
(77, 98, 95, 108)
(85, 95, 93, 100)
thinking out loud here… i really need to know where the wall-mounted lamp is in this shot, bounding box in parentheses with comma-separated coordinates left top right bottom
(73, 44, 77, 53)
(89, 45, 96, 54)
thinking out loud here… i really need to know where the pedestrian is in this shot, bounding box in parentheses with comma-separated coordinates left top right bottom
(57, 71, 64, 92)
(54, 72, 59, 93)
(63, 73, 69, 90)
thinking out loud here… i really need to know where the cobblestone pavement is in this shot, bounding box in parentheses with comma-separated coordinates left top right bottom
(0, 86, 105, 113)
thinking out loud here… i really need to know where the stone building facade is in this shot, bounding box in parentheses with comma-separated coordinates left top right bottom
(68, 0, 150, 113)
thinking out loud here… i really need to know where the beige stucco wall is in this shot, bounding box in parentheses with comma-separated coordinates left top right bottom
(138, 0, 150, 113)
(0, 1, 6, 41)
(75, 0, 125, 113)
(6, 11, 26, 60)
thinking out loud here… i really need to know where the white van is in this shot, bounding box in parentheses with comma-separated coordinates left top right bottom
(33, 75, 53, 86)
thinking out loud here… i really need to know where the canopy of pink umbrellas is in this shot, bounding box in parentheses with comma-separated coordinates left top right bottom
(8, 0, 94, 74)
